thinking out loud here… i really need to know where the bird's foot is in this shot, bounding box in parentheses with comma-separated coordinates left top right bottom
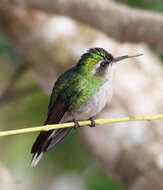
(73, 119, 80, 129)
(89, 118, 96, 128)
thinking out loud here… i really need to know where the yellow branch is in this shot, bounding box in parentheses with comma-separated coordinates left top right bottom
(0, 114, 163, 137)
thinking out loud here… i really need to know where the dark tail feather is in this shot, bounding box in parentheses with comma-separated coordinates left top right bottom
(31, 128, 72, 167)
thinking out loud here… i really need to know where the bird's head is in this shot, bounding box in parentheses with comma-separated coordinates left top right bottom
(77, 48, 142, 78)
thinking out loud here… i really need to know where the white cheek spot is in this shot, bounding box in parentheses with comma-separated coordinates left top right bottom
(91, 61, 103, 75)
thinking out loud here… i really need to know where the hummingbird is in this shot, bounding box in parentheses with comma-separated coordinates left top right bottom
(31, 48, 142, 166)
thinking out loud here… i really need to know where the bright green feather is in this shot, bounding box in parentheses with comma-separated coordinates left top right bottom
(48, 48, 111, 112)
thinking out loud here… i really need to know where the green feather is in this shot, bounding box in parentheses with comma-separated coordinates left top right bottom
(48, 48, 111, 112)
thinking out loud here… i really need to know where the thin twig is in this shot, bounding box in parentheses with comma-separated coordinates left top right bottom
(0, 114, 163, 137)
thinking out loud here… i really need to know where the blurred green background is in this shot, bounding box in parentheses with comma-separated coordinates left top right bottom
(115, 0, 163, 12)
(0, 0, 162, 189)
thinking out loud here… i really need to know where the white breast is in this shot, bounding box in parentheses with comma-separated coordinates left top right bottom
(77, 80, 113, 118)
(62, 80, 113, 122)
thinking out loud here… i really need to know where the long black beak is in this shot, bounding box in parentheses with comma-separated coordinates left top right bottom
(112, 54, 143, 63)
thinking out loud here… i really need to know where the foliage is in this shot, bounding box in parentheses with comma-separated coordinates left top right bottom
(115, 0, 163, 12)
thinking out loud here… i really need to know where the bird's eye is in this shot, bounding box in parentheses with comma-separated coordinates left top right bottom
(100, 61, 106, 68)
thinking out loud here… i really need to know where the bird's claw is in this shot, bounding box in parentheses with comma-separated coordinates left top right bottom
(89, 118, 96, 127)
(73, 119, 80, 129)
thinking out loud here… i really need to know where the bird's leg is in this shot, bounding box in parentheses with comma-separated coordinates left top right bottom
(73, 119, 80, 129)
(89, 117, 96, 127)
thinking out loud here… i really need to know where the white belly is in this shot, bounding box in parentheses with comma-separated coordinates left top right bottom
(62, 80, 113, 122)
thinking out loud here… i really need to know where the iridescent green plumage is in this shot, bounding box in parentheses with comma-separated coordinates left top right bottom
(31, 48, 112, 166)
(49, 67, 106, 112)
(48, 48, 112, 112)
(31, 47, 142, 166)
(77, 48, 113, 73)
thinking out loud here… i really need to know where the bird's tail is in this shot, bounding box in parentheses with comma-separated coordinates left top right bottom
(31, 127, 72, 167)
